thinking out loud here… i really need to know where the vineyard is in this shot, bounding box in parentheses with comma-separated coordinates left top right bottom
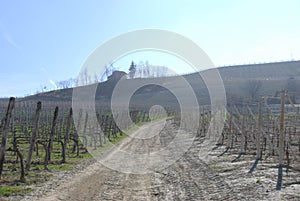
(0, 98, 154, 188)
(204, 89, 300, 191)
(0, 89, 300, 199)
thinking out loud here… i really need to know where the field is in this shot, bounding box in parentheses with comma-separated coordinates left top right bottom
(0, 98, 155, 199)
(0, 88, 299, 200)
(0, 62, 300, 200)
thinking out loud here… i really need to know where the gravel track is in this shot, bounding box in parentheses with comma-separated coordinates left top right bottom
(18, 118, 299, 201)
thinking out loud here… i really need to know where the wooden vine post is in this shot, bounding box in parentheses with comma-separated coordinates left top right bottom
(62, 108, 72, 163)
(279, 89, 285, 167)
(26, 101, 42, 172)
(73, 109, 82, 156)
(241, 104, 246, 154)
(0, 97, 15, 179)
(47, 106, 59, 161)
(227, 104, 233, 149)
(257, 97, 263, 159)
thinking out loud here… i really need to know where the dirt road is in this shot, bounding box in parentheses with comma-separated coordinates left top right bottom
(21, 118, 299, 201)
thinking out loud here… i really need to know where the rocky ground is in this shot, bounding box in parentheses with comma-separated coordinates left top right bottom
(3, 118, 299, 201)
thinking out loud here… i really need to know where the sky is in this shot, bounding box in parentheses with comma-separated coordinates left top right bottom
(0, 0, 300, 97)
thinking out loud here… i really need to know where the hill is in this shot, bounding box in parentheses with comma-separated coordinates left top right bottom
(11, 60, 300, 107)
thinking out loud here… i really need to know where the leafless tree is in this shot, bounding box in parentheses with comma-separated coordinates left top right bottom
(56, 78, 76, 89)
(94, 73, 100, 83)
(100, 72, 106, 82)
(144, 61, 150, 77)
(75, 78, 80, 87)
(83, 67, 89, 85)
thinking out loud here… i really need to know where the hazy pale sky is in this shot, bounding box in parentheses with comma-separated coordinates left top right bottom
(0, 0, 299, 97)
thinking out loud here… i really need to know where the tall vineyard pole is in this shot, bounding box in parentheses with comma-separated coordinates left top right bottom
(0, 97, 15, 178)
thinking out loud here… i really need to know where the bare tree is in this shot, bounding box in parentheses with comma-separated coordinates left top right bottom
(100, 72, 106, 82)
(56, 80, 68, 89)
(138, 61, 144, 78)
(75, 78, 80, 87)
(87, 75, 92, 84)
(55, 78, 76, 89)
(137, 67, 143, 78)
(154, 65, 168, 77)
(94, 73, 100, 83)
(144, 60, 150, 78)
(70, 78, 77, 87)
(79, 67, 89, 86)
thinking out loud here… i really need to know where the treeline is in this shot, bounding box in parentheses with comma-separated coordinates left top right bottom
(37, 61, 174, 94)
